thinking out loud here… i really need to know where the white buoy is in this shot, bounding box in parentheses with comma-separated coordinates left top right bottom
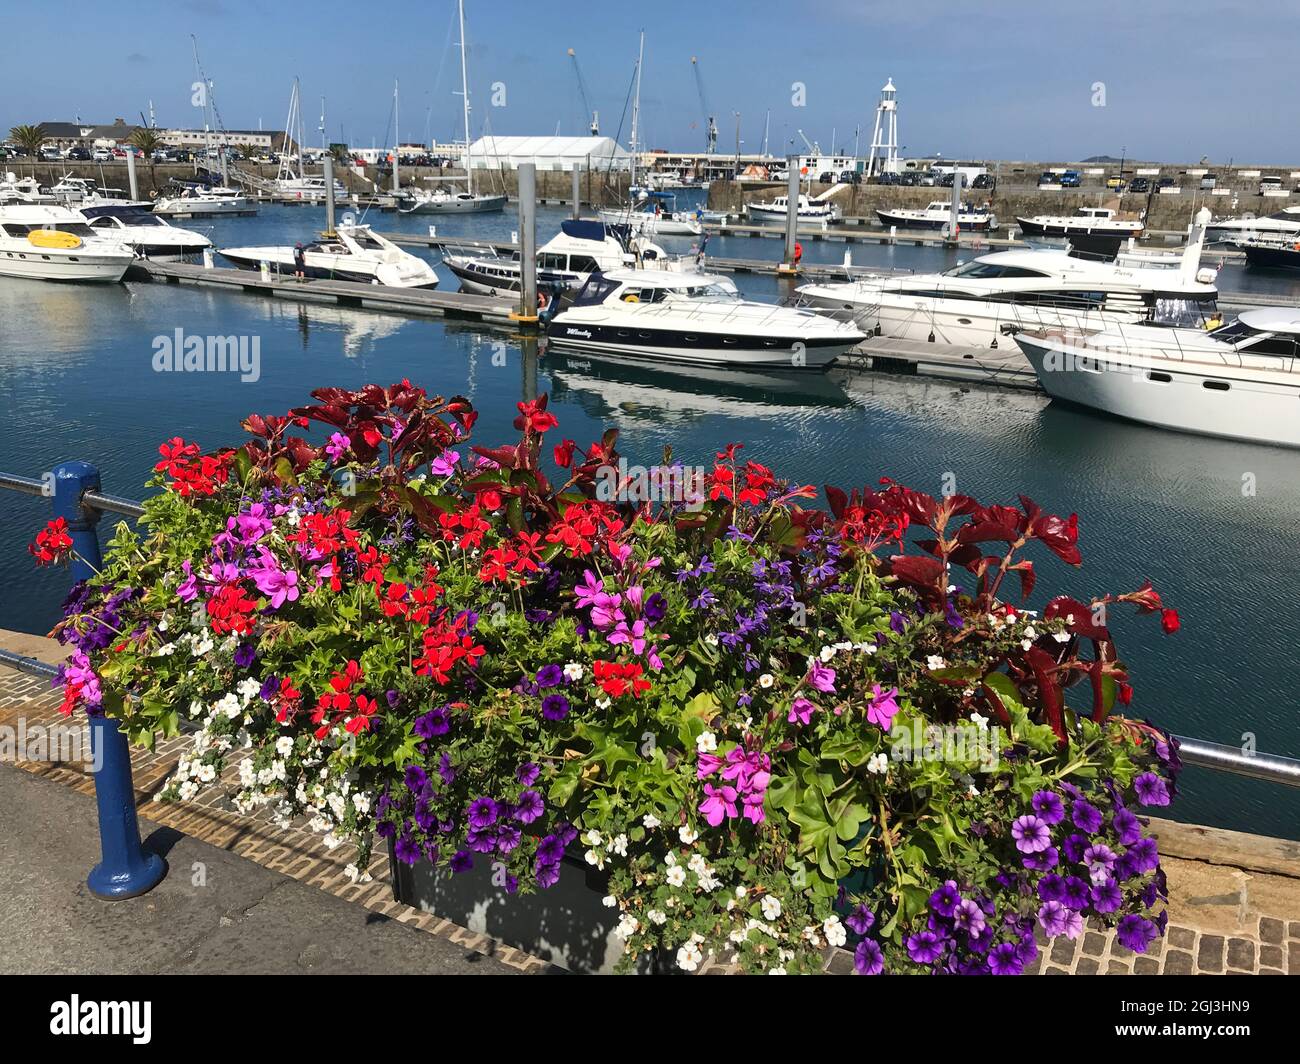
(428, 224, 437, 238)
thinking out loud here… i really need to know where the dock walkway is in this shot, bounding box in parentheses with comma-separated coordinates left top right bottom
(2, 628, 1296, 975)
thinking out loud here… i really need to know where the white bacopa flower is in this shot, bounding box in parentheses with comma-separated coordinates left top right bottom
(767, 966, 787, 975)
(585, 849, 605, 870)
(687, 853, 709, 875)
(196, 763, 217, 784)
(969, 712, 989, 731)
(818, 645, 836, 663)
(679, 825, 699, 845)
(351, 792, 371, 814)
(735, 885, 748, 898)
(704, 634, 719, 647)
(967, 783, 981, 798)
(867, 752, 888, 776)
(758, 673, 775, 689)
(563, 662, 584, 682)
(696, 730, 717, 753)
(615, 914, 639, 939)
(344, 864, 361, 883)
(926, 655, 947, 671)
(1052, 631, 1071, 643)
(609, 833, 628, 857)
(1023, 625, 1037, 640)
(1021, 638, 1034, 651)
(602, 894, 618, 908)
(236, 677, 261, 702)
(648, 909, 667, 925)
(595, 696, 611, 710)
(666, 865, 687, 887)
(823, 915, 847, 948)
(214, 693, 241, 720)
(642, 813, 661, 829)
(801, 926, 823, 947)
(275, 736, 294, 758)
(583, 829, 603, 847)
(761, 895, 782, 921)
(676, 942, 704, 972)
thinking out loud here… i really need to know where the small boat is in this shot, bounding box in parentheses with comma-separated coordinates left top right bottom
(875, 199, 998, 232)
(744, 193, 841, 224)
(154, 184, 256, 217)
(78, 204, 213, 258)
(1015, 206, 1144, 238)
(1015, 307, 1300, 448)
(401, 186, 508, 214)
(443, 218, 685, 296)
(274, 175, 349, 201)
(1205, 206, 1300, 244)
(219, 223, 439, 288)
(546, 268, 864, 370)
(0, 173, 57, 205)
(0, 204, 135, 282)
(597, 205, 703, 237)
(1237, 235, 1300, 271)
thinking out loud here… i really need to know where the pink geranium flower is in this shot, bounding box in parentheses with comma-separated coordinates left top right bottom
(866, 684, 901, 729)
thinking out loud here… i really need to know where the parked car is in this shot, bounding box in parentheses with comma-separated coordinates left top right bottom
(1259, 175, 1283, 194)
(1060, 170, 1081, 187)
(40, 148, 63, 161)
(917, 171, 936, 186)
(1199, 174, 1217, 190)
(1157, 177, 1176, 191)
(1037, 171, 1058, 186)
(66, 147, 91, 161)
(971, 173, 995, 190)
(839, 169, 861, 185)
(816, 170, 836, 184)
(875, 172, 901, 185)
(1105, 175, 1127, 191)
(770, 168, 789, 181)
(1128, 176, 1151, 194)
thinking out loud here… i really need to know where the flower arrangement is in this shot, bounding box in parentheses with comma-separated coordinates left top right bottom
(40, 380, 1182, 975)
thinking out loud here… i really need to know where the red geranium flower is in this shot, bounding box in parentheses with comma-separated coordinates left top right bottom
(29, 517, 74, 567)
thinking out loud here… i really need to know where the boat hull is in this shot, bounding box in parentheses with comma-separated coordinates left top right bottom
(219, 250, 438, 289)
(446, 259, 583, 295)
(1240, 243, 1300, 270)
(1016, 217, 1143, 237)
(0, 249, 131, 282)
(875, 210, 996, 232)
(1016, 333, 1300, 448)
(545, 320, 854, 370)
(407, 194, 508, 214)
(745, 205, 837, 223)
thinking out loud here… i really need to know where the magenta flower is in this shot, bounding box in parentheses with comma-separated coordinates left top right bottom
(697, 752, 723, 779)
(589, 591, 624, 630)
(808, 661, 837, 693)
(247, 550, 299, 609)
(865, 684, 900, 729)
(699, 782, 739, 826)
(607, 618, 648, 654)
(176, 560, 198, 603)
(787, 697, 817, 725)
(429, 448, 459, 477)
(325, 432, 350, 463)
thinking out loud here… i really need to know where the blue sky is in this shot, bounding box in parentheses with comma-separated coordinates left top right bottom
(4, 0, 1297, 162)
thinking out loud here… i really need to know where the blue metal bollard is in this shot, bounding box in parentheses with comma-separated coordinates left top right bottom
(50, 461, 167, 900)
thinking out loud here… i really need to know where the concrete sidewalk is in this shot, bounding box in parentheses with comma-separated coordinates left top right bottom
(0, 763, 518, 975)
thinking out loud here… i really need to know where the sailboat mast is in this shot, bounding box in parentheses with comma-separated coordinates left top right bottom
(458, 0, 472, 196)
(393, 80, 400, 193)
(191, 36, 211, 173)
(630, 30, 644, 190)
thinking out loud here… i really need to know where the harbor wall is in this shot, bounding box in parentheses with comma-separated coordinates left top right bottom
(709, 172, 1298, 234)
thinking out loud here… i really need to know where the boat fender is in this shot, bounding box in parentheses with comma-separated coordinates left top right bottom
(622, 293, 640, 303)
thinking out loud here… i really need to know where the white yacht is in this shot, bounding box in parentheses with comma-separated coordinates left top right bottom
(0, 173, 56, 205)
(876, 200, 999, 232)
(1204, 206, 1300, 244)
(745, 194, 841, 224)
(1015, 308, 1300, 448)
(598, 205, 703, 237)
(275, 175, 349, 200)
(0, 205, 135, 282)
(797, 215, 1218, 348)
(444, 219, 686, 296)
(78, 204, 213, 258)
(545, 269, 864, 369)
(219, 223, 439, 288)
(153, 184, 256, 217)
(47, 176, 148, 209)
(1015, 206, 1144, 238)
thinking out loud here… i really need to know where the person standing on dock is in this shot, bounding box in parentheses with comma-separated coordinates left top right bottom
(293, 242, 306, 280)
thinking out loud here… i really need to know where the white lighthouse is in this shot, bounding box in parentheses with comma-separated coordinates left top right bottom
(866, 77, 899, 178)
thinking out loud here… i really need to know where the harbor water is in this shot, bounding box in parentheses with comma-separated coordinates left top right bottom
(1, 199, 1298, 839)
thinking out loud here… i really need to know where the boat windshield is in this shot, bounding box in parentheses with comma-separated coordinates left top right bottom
(664, 281, 741, 302)
(1151, 296, 1215, 327)
(942, 261, 1050, 279)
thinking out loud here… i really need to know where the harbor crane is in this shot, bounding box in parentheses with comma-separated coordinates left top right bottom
(567, 48, 599, 136)
(691, 56, 718, 155)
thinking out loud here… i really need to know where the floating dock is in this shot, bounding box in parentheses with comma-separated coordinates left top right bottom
(128, 259, 524, 326)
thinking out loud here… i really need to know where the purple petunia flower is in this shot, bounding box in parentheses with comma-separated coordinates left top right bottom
(1126, 836, 1160, 875)
(988, 942, 1024, 975)
(929, 880, 962, 919)
(535, 834, 565, 866)
(233, 643, 256, 669)
(1011, 814, 1052, 854)
(1083, 843, 1118, 884)
(517, 762, 541, 786)
(1062, 876, 1091, 911)
(1071, 800, 1104, 834)
(1112, 806, 1143, 846)
(449, 850, 473, 873)
(515, 789, 545, 824)
(536, 862, 561, 889)
(415, 707, 451, 739)
(1116, 914, 1158, 953)
(1023, 846, 1059, 872)
(953, 898, 987, 936)
(535, 664, 564, 689)
(854, 939, 884, 975)
(906, 930, 945, 965)
(404, 765, 429, 793)
(541, 693, 571, 721)
(1037, 900, 1073, 938)
(1037, 874, 1065, 903)
(467, 797, 499, 830)
(1031, 790, 1065, 825)
(394, 834, 420, 866)
(1062, 832, 1089, 863)
(1133, 772, 1170, 807)
(1091, 879, 1123, 914)
(846, 905, 875, 936)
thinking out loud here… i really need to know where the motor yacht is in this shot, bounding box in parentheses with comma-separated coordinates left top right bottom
(744, 194, 841, 224)
(443, 219, 686, 296)
(1015, 206, 1144, 238)
(78, 204, 213, 258)
(876, 199, 999, 232)
(0, 173, 57, 205)
(545, 268, 864, 370)
(1236, 234, 1300, 271)
(1204, 206, 1300, 244)
(797, 211, 1219, 348)
(153, 184, 256, 217)
(1014, 307, 1300, 448)
(274, 175, 349, 201)
(219, 223, 438, 288)
(0, 204, 135, 282)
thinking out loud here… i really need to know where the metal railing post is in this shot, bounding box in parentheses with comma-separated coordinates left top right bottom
(50, 460, 167, 900)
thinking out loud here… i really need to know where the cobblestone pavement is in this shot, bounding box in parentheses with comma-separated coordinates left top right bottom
(3, 632, 1298, 975)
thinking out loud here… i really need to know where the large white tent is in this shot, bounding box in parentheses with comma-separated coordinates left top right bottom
(466, 135, 632, 172)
